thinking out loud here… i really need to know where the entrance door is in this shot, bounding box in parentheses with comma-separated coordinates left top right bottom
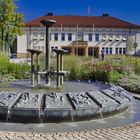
(88, 47, 99, 58)
(88, 47, 93, 56)
(94, 47, 99, 58)
(75, 48, 84, 56)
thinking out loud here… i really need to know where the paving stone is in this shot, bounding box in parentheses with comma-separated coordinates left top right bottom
(0, 122, 140, 140)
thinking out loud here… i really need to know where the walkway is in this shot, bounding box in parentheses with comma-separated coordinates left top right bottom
(0, 122, 140, 140)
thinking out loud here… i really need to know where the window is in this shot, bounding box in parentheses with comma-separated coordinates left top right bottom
(40, 46, 44, 51)
(115, 34, 120, 41)
(102, 34, 107, 41)
(40, 33, 44, 40)
(61, 33, 65, 41)
(33, 46, 37, 50)
(54, 33, 58, 41)
(88, 33, 92, 42)
(106, 47, 108, 54)
(77, 32, 84, 41)
(115, 48, 118, 54)
(33, 46, 44, 51)
(68, 33, 72, 41)
(33, 33, 38, 40)
(123, 48, 126, 54)
(122, 34, 127, 41)
(119, 48, 122, 54)
(95, 33, 99, 42)
(110, 48, 112, 54)
(109, 34, 113, 41)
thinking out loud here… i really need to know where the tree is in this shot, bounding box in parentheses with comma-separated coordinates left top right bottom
(0, 0, 24, 53)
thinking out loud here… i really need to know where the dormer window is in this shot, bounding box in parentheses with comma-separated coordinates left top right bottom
(109, 34, 113, 41)
(122, 34, 127, 41)
(33, 34, 38, 40)
(115, 34, 120, 41)
(102, 34, 107, 41)
(40, 33, 44, 40)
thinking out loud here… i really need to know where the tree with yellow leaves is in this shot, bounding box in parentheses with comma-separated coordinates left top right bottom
(0, 0, 24, 53)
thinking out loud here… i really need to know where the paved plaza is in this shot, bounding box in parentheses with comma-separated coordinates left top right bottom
(0, 121, 139, 140)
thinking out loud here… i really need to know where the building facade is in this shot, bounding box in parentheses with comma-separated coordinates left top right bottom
(17, 13, 140, 58)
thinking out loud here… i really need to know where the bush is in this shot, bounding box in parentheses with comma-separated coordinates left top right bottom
(0, 54, 138, 83)
(109, 71, 122, 84)
(134, 59, 140, 75)
(0, 53, 9, 75)
(8, 62, 30, 79)
(63, 56, 140, 84)
(0, 53, 30, 80)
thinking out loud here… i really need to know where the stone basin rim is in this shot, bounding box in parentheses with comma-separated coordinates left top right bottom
(0, 85, 133, 123)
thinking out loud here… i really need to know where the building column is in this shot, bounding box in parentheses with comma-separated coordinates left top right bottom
(85, 47, 88, 57)
(56, 53, 61, 87)
(112, 47, 116, 54)
(72, 46, 75, 55)
(60, 54, 63, 86)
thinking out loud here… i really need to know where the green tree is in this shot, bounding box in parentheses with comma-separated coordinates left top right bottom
(0, 0, 24, 53)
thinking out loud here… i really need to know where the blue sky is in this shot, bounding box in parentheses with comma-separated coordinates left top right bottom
(16, 0, 140, 25)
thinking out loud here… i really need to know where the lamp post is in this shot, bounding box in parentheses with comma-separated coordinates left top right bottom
(40, 20, 56, 86)
(7, 22, 11, 61)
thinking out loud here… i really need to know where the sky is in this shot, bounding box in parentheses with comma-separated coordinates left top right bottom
(16, 0, 140, 25)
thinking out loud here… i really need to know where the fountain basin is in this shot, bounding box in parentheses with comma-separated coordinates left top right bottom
(44, 93, 71, 122)
(10, 93, 43, 122)
(0, 85, 133, 123)
(0, 92, 22, 119)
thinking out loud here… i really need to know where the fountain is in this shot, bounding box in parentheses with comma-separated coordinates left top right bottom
(10, 93, 43, 122)
(0, 20, 133, 123)
(0, 86, 133, 122)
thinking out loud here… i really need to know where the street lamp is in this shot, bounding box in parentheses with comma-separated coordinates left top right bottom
(40, 20, 56, 86)
(7, 22, 12, 60)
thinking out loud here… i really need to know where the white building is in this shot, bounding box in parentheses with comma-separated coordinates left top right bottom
(17, 13, 140, 58)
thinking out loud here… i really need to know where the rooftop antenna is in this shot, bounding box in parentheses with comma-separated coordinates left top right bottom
(88, 0, 92, 16)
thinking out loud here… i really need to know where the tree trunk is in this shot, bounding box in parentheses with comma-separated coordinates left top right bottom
(1, 28, 4, 52)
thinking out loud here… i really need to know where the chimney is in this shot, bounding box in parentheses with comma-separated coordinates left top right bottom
(45, 12, 54, 16)
(102, 13, 109, 17)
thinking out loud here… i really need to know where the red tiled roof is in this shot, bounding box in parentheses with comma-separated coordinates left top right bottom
(25, 15, 140, 29)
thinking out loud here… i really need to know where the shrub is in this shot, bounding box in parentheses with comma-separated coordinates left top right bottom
(109, 71, 122, 84)
(8, 63, 30, 79)
(0, 53, 30, 80)
(0, 53, 9, 75)
(134, 59, 140, 75)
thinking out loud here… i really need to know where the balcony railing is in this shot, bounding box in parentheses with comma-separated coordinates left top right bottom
(72, 41, 88, 46)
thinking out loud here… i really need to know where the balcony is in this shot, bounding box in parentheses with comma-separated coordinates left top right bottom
(72, 41, 88, 46)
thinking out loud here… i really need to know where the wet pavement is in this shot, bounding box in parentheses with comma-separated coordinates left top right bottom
(9, 80, 110, 93)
